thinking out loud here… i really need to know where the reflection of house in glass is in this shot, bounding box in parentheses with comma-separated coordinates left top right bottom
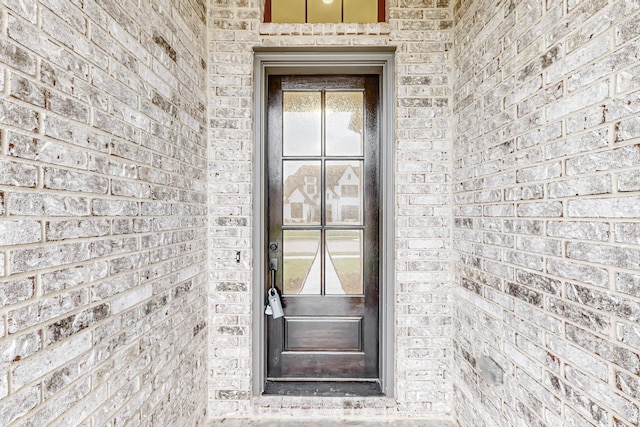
(283, 163, 362, 224)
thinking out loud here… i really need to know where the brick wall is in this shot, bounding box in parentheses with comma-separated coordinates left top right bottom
(0, 0, 209, 425)
(207, 0, 454, 419)
(453, 0, 640, 425)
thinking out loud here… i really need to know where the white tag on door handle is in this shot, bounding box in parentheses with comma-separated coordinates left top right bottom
(268, 288, 284, 319)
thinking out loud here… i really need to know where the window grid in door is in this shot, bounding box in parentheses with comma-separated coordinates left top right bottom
(281, 88, 365, 296)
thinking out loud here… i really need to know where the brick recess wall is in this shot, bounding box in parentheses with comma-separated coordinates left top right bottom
(0, 0, 208, 425)
(207, 0, 454, 419)
(453, 0, 640, 426)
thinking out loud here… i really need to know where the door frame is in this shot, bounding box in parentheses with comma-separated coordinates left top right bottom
(252, 47, 396, 397)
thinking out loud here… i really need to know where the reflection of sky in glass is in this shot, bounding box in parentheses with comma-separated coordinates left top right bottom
(283, 111, 321, 156)
(326, 113, 363, 156)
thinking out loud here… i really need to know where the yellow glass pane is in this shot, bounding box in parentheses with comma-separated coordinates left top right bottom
(307, 0, 341, 23)
(344, 0, 377, 23)
(272, 0, 305, 23)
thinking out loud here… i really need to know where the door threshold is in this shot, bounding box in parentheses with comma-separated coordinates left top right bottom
(264, 380, 383, 397)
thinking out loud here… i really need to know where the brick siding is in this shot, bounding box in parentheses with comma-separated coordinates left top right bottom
(207, 0, 454, 419)
(453, 0, 640, 425)
(0, 0, 209, 425)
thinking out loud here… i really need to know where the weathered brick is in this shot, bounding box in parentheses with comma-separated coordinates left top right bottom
(18, 376, 92, 426)
(548, 175, 611, 198)
(616, 272, 640, 299)
(618, 169, 640, 192)
(7, 289, 89, 334)
(46, 303, 110, 344)
(43, 115, 110, 152)
(0, 371, 6, 399)
(0, 385, 39, 426)
(0, 158, 38, 188)
(43, 167, 109, 194)
(10, 74, 90, 122)
(568, 324, 640, 386)
(0, 98, 39, 131)
(0, 0, 208, 426)
(615, 223, 640, 245)
(8, 192, 91, 217)
(46, 219, 110, 241)
(567, 282, 640, 323)
(0, 277, 35, 308)
(12, 331, 91, 390)
(567, 242, 640, 269)
(91, 199, 139, 216)
(10, 242, 92, 274)
(0, 39, 36, 74)
(617, 321, 640, 348)
(547, 259, 609, 288)
(41, 261, 109, 294)
(567, 145, 640, 175)
(568, 196, 640, 218)
(547, 297, 610, 334)
(9, 132, 88, 169)
(547, 220, 610, 241)
(516, 161, 562, 183)
(517, 201, 563, 217)
(0, 220, 41, 246)
(544, 128, 608, 160)
(616, 370, 640, 400)
(0, 329, 40, 368)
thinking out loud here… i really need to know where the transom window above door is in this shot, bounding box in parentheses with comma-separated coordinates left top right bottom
(264, 0, 385, 23)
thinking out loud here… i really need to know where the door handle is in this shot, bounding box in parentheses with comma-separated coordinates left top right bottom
(266, 258, 283, 319)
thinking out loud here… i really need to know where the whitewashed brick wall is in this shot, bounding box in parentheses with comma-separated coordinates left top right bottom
(0, 0, 209, 425)
(207, 0, 454, 419)
(5, 0, 636, 424)
(453, 0, 640, 426)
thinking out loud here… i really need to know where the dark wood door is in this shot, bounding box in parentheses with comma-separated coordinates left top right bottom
(266, 75, 379, 381)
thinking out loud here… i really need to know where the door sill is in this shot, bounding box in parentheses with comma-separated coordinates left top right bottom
(263, 380, 383, 397)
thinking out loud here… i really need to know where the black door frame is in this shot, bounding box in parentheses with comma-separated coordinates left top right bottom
(252, 47, 396, 397)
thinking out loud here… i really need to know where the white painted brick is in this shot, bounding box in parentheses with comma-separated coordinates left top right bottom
(0, 1, 208, 425)
(548, 175, 611, 198)
(546, 80, 609, 121)
(12, 331, 91, 390)
(0, 220, 41, 246)
(0, 277, 35, 309)
(8, 192, 91, 217)
(111, 283, 152, 314)
(547, 259, 609, 288)
(568, 196, 640, 218)
(566, 366, 639, 424)
(43, 167, 109, 194)
(0, 386, 39, 426)
(10, 242, 92, 274)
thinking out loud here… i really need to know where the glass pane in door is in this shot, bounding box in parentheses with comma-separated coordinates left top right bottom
(326, 92, 363, 156)
(326, 230, 363, 295)
(283, 160, 321, 225)
(283, 92, 321, 156)
(325, 160, 363, 225)
(283, 230, 321, 295)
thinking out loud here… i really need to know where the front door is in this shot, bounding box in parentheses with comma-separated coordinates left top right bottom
(265, 75, 380, 386)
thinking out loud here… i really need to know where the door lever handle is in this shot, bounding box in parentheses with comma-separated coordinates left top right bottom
(266, 258, 283, 319)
